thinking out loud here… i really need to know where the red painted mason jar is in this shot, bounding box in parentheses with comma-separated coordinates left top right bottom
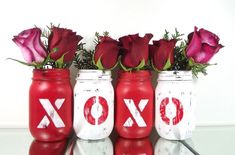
(29, 69, 73, 141)
(115, 70, 154, 138)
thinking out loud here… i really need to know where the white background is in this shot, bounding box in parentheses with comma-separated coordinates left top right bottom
(0, 0, 234, 128)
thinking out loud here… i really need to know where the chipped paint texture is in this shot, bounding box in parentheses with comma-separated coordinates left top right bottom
(73, 70, 114, 140)
(155, 71, 195, 140)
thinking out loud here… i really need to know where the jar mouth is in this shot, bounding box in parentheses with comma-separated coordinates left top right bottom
(76, 69, 112, 80)
(32, 68, 70, 80)
(118, 70, 152, 81)
(157, 71, 192, 81)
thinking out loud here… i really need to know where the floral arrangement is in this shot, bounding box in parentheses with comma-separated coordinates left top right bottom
(11, 24, 83, 69)
(74, 27, 223, 77)
(12, 25, 223, 76)
(74, 32, 153, 71)
(149, 27, 223, 76)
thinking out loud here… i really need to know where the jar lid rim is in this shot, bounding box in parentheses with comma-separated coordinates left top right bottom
(158, 71, 192, 81)
(76, 69, 112, 80)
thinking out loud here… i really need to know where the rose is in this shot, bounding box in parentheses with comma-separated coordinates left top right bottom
(186, 26, 223, 63)
(119, 33, 153, 69)
(12, 28, 47, 63)
(48, 27, 83, 63)
(94, 36, 120, 69)
(149, 39, 177, 71)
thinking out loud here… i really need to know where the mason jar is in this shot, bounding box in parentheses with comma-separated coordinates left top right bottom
(155, 71, 195, 140)
(29, 69, 73, 141)
(73, 70, 114, 140)
(115, 70, 154, 139)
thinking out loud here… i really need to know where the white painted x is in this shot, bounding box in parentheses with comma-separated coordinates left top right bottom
(123, 99, 149, 127)
(37, 98, 65, 128)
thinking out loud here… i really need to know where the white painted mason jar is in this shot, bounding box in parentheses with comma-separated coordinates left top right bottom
(73, 70, 114, 140)
(155, 71, 195, 140)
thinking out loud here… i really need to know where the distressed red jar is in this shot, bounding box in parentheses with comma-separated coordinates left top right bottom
(29, 69, 73, 141)
(115, 70, 154, 138)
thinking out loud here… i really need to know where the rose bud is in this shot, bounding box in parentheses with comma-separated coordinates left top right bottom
(149, 39, 177, 71)
(48, 27, 83, 63)
(186, 26, 223, 63)
(12, 28, 47, 63)
(119, 33, 153, 69)
(94, 36, 120, 69)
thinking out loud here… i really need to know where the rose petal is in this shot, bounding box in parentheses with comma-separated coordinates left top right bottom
(186, 27, 202, 58)
(12, 37, 34, 63)
(12, 28, 47, 63)
(149, 44, 159, 67)
(157, 39, 176, 70)
(129, 33, 139, 40)
(119, 33, 152, 68)
(18, 28, 35, 38)
(199, 28, 220, 46)
(23, 29, 47, 63)
(193, 43, 217, 63)
(144, 33, 153, 42)
(49, 27, 83, 62)
(48, 27, 62, 50)
(33, 29, 48, 58)
(119, 35, 131, 51)
(100, 44, 119, 69)
(94, 36, 120, 69)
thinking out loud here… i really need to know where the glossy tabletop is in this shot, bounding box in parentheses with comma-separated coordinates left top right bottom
(0, 126, 234, 155)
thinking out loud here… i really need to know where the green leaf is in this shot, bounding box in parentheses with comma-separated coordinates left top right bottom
(109, 61, 119, 70)
(7, 58, 35, 67)
(55, 54, 65, 68)
(135, 59, 145, 70)
(52, 47, 58, 53)
(188, 58, 194, 67)
(163, 30, 169, 40)
(103, 31, 109, 37)
(95, 57, 104, 70)
(163, 57, 172, 70)
(120, 61, 132, 72)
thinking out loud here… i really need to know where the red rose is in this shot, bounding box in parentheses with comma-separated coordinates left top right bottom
(149, 39, 177, 71)
(94, 36, 120, 69)
(119, 33, 153, 69)
(12, 28, 47, 63)
(48, 27, 83, 63)
(186, 26, 223, 63)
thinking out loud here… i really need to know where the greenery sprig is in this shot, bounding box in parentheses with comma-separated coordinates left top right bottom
(73, 43, 97, 69)
(73, 31, 109, 70)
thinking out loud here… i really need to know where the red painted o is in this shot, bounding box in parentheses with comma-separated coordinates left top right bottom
(83, 96, 109, 125)
(160, 97, 184, 125)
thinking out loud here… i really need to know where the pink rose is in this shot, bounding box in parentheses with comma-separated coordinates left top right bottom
(94, 36, 120, 69)
(12, 28, 47, 63)
(48, 27, 83, 63)
(149, 39, 177, 71)
(186, 26, 223, 63)
(119, 33, 153, 68)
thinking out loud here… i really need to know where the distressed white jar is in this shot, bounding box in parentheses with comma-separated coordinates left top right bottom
(73, 70, 114, 140)
(155, 71, 195, 140)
